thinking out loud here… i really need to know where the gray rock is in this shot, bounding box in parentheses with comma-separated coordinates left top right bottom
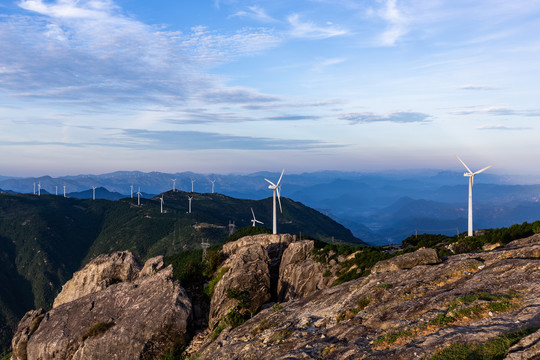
(53, 251, 142, 308)
(278, 240, 333, 302)
(505, 328, 540, 360)
(371, 248, 440, 273)
(12, 263, 192, 360)
(139, 255, 165, 278)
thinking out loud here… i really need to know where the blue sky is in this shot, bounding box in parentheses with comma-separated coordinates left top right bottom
(1, 0, 540, 179)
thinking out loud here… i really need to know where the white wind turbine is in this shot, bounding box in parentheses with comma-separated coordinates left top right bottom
(160, 195, 164, 214)
(188, 196, 193, 213)
(136, 187, 142, 206)
(456, 156, 493, 237)
(38, 182, 41, 196)
(191, 178, 195, 192)
(210, 179, 216, 193)
(33, 182, 36, 195)
(250, 208, 264, 227)
(92, 186, 96, 200)
(130, 184, 134, 199)
(63, 185, 66, 198)
(55, 186, 58, 196)
(171, 178, 176, 192)
(265, 169, 284, 235)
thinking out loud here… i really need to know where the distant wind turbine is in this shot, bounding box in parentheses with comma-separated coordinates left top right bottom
(191, 178, 195, 192)
(38, 182, 41, 196)
(55, 186, 58, 196)
(210, 179, 216, 193)
(130, 184, 133, 199)
(265, 169, 284, 235)
(63, 185, 66, 198)
(33, 182, 36, 195)
(136, 187, 142, 206)
(456, 156, 493, 237)
(250, 208, 264, 227)
(92, 186, 96, 200)
(188, 196, 193, 213)
(160, 195, 164, 214)
(171, 178, 176, 192)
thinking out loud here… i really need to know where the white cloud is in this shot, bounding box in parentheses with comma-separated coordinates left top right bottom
(459, 84, 500, 91)
(340, 111, 432, 124)
(377, 0, 408, 46)
(287, 13, 347, 39)
(229, 6, 276, 23)
(476, 124, 531, 130)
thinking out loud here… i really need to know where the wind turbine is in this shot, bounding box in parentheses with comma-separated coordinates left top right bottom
(92, 186, 96, 200)
(63, 185, 66, 198)
(130, 184, 133, 199)
(171, 178, 176, 192)
(160, 195, 164, 213)
(55, 186, 58, 196)
(188, 196, 193, 213)
(136, 187, 142, 206)
(456, 156, 493, 237)
(210, 179, 216, 193)
(38, 182, 41, 196)
(33, 182, 36, 195)
(250, 208, 264, 227)
(265, 169, 284, 235)
(191, 178, 195, 193)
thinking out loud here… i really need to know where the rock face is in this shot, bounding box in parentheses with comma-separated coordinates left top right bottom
(371, 247, 440, 273)
(209, 234, 293, 329)
(278, 240, 332, 302)
(53, 251, 142, 308)
(193, 234, 540, 359)
(12, 255, 192, 360)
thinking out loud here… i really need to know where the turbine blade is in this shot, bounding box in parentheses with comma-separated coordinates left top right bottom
(456, 155, 472, 174)
(256, 220, 264, 224)
(276, 169, 284, 186)
(251, 207, 255, 219)
(265, 179, 276, 187)
(473, 164, 493, 175)
(276, 188, 282, 213)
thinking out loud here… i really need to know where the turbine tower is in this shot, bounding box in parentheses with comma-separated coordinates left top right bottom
(136, 187, 142, 206)
(171, 178, 176, 192)
(130, 184, 133, 199)
(33, 182, 36, 195)
(191, 178, 195, 193)
(92, 186, 96, 200)
(265, 169, 284, 235)
(55, 186, 58, 196)
(210, 179, 216, 193)
(63, 185, 66, 198)
(160, 195, 164, 213)
(38, 182, 41, 196)
(456, 156, 493, 237)
(250, 208, 264, 227)
(188, 196, 193, 213)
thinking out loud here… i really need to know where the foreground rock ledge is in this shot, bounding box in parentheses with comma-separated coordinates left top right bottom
(12, 257, 192, 360)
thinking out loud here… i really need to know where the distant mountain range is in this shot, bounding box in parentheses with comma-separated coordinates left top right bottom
(1, 170, 540, 245)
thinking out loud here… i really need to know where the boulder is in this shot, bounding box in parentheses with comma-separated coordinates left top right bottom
(209, 243, 271, 329)
(53, 251, 142, 308)
(11, 308, 45, 360)
(278, 240, 333, 302)
(12, 266, 192, 360)
(139, 255, 165, 278)
(505, 328, 540, 360)
(371, 247, 440, 273)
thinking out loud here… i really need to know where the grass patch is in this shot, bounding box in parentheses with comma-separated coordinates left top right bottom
(250, 318, 275, 335)
(269, 328, 293, 343)
(373, 328, 415, 346)
(204, 266, 229, 298)
(272, 302, 283, 312)
(376, 283, 392, 290)
(0, 352, 12, 360)
(81, 321, 115, 341)
(226, 288, 250, 309)
(211, 308, 248, 340)
(429, 327, 539, 360)
(337, 297, 371, 322)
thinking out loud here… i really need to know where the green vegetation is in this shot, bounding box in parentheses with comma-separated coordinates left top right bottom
(159, 343, 185, 360)
(204, 267, 229, 298)
(429, 327, 538, 360)
(0, 352, 12, 360)
(81, 321, 115, 341)
(337, 297, 371, 322)
(272, 303, 283, 312)
(211, 308, 249, 340)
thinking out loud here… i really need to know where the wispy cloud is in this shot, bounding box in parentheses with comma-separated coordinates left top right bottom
(198, 87, 280, 104)
(287, 14, 347, 39)
(476, 124, 531, 130)
(459, 85, 500, 91)
(120, 129, 340, 150)
(377, 0, 408, 46)
(229, 6, 276, 22)
(340, 111, 432, 124)
(312, 58, 345, 72)
(450, 107, 540, 116)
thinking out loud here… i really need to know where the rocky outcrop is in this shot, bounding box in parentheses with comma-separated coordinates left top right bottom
(192, 234, 540, 359)
(12, 256, 192, 360)
(209, 234, 294, 329)
(505, 328, 540, 360)
(278, 240, 333, 302)
(371, 247, 440, 273)
(53, 251, 142, 308)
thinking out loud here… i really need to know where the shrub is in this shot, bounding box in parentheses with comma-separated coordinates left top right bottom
(204, 266, 229, 298)
(226, 288, 250, 309)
